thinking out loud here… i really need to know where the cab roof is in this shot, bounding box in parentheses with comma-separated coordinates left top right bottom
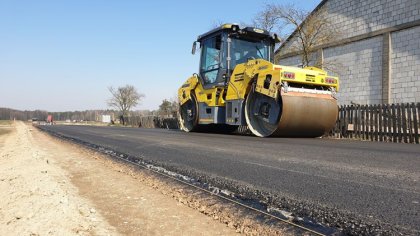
(197, 23, 274, 42)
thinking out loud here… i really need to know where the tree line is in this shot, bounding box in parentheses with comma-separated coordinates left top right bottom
(0, 105, 176, 122)
(0, 108, 116, 121)
(0, 108, 49, 121)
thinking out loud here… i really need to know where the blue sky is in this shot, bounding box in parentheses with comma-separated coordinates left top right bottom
(0, 0, 321, 111)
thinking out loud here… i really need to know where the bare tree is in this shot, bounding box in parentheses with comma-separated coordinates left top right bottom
(170, 94, 179, 115)
(158, 99, 172, 116)
(252, 4, 290, 38)
(158, 94, 179, 117)
(107, 85, 144, 125)
(253, 4, 340, 69)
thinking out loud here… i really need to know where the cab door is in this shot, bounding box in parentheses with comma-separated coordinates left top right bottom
(199, 34, 227, 88)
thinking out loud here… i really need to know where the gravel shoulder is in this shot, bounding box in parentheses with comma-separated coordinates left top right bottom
(0, 122, 239, 235)
(0, 121, 117, 235)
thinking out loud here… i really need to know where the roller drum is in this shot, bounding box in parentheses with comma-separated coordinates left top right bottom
(245, 90, 338, 137)
(273, 92, 338, 137)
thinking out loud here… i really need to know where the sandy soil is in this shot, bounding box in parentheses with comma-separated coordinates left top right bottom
(0, 122, 237, 235)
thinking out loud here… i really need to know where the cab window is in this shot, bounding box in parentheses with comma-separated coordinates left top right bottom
(230, 38, 270, 69)
(200, 35, 222, 84)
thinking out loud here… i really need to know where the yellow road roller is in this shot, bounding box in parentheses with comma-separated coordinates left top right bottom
(178, 24, 339, 137)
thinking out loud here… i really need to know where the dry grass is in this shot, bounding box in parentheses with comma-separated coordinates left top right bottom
(0, 120, 14, 136)
(0, 120, 13, 126)
(0, 129, 11, 136)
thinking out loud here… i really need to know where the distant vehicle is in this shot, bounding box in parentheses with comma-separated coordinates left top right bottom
(47, 115, 53, 124)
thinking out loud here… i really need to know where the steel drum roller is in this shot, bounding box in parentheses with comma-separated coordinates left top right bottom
(245, 89, 338, 137)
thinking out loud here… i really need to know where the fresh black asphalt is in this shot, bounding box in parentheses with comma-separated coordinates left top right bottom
(38, 125, 420, 235)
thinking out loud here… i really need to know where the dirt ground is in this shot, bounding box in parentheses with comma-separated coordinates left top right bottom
(0, 121, 238, 235)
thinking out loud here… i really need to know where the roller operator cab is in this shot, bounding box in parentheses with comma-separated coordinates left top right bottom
(178, 24, 339, 137)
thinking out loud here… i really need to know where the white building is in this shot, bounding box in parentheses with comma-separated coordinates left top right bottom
(101, 115, 111, 123)
(276, 0, 420, 105)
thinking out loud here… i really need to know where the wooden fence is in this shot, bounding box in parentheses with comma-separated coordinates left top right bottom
(123, 103, 420, 144)
(125, 116, 179, 129)
(329, 103, 420, 144)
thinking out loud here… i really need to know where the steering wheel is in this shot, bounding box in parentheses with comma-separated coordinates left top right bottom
(247, 56, 256, 61)
(206, 63, 219, 70)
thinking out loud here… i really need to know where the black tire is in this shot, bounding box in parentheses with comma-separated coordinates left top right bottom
(244, 88, 281, 137)
(178, 93, 199, 132)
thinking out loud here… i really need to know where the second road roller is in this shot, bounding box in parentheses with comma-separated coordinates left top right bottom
(178, 24, 339, 137)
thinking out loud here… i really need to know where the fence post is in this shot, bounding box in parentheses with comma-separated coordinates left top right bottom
(397, 104, 402, 143)
(342, 105, 347, 138)
(413, 103, 419, 144)
(350, 105, 353, 138)
(365, 105, 368, 140)
(335, 106, 341, 138)
(348, 105, 352, 138)
(372, 104, 375, 141)
(374, 104, 378, 141)
(361, 105, 366, 140)
(365, 105, 369, 140)
(355, 105, 359, 139)
(368, 105, 372, 141)
(407, 103, 413, 143)
(401, 103, 408, 143)
(379, 104, 383, 142)
(384, 104, 387, 141)
(386, 104, 392, 142)
(391, 104, 397, 142)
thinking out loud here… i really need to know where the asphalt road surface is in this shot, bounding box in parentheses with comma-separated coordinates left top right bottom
(38, 125, 420, 234)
